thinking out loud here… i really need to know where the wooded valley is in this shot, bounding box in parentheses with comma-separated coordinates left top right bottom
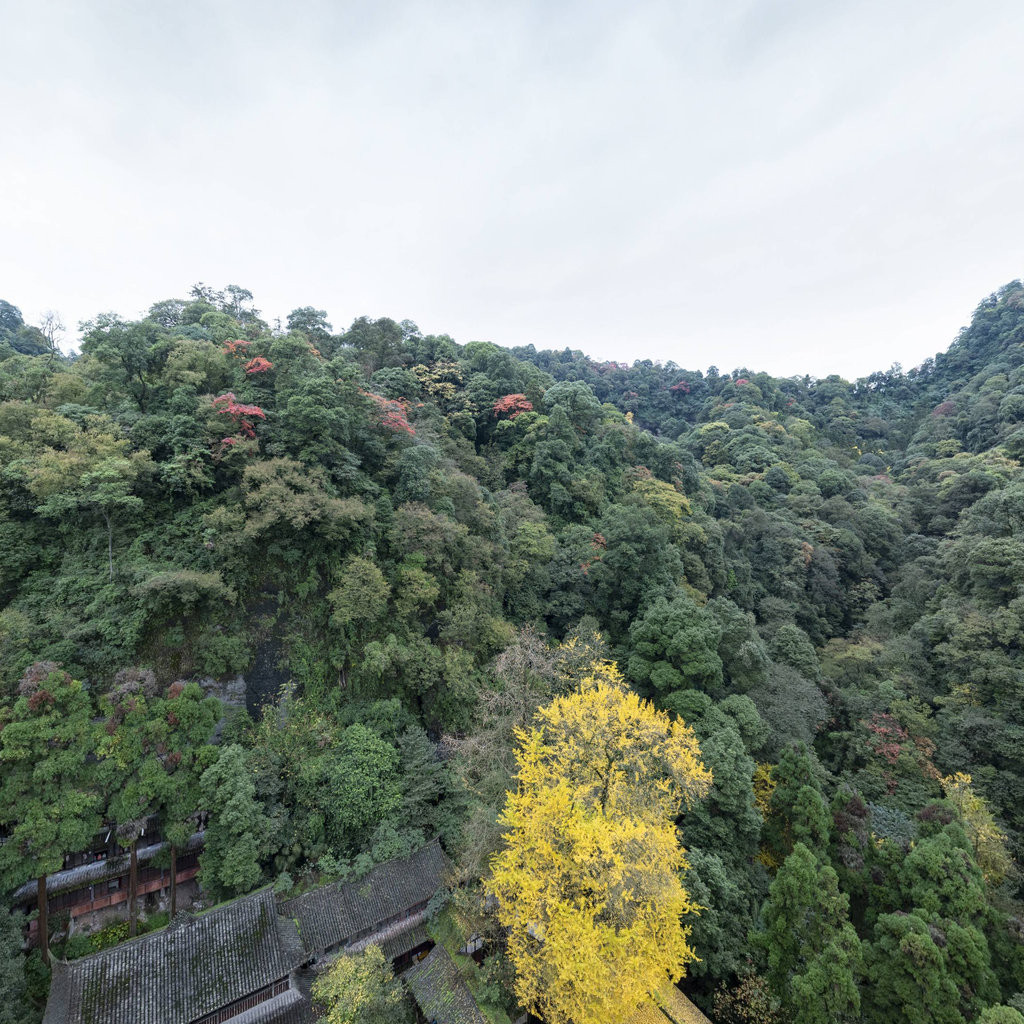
(3, 281, 1024, 1023)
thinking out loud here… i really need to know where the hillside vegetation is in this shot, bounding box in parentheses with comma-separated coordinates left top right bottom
(3, 282, 1024, 1022)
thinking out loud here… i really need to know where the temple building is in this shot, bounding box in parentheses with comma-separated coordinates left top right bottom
(43, 841, 450, 1024)
(43, 888, 309, 1024)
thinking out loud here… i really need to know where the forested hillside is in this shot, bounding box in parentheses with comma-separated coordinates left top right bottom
(3, 282, 1024, 1022)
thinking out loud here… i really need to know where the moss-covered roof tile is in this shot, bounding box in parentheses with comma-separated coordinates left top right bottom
(656, 986, 712, 1024)
(43, 889, 305, 1024)
(404, 944, 487, 1024)
(626, 985, 713, 1024)
(281, 840, 449, 956)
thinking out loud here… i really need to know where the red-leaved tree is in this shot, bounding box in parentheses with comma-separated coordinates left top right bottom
(493, 393, 533, 419)
(213, 393, 266, 439)
(361, 391, 415, 435)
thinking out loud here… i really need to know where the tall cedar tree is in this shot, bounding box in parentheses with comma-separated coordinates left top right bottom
(154, 682, 219, 916)
(100, 675, 219, 930)
(0, 665, 102, 965)
(199, 744, 272, 900)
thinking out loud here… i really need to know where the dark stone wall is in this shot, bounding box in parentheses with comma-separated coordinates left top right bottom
(243, 635, 288, 718)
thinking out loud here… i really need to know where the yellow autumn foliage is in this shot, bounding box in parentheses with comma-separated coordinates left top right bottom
(311, 944, 408, 1024)
(487, 664, 712, 1024)
(630, 474, 692, 533)
(752, 762, 776, 821)
(941, 771, 1013, 885)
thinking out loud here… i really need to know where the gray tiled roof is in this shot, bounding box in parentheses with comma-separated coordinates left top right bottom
(404, 944, 487, 1024)
(281, 840, 449, 956)
(44, 888, 305, 1024)
(379, 922, 431, 961)
(224, 988, 311, 1024)
(14, 831, 205, 902)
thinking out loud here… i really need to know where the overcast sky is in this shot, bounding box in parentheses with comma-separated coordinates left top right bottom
(3, 0, 1023, 379)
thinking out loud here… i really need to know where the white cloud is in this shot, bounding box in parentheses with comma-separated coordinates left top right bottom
(2, 0, 1022, 378)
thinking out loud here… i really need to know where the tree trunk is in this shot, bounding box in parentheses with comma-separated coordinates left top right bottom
(128, 843, 138, 937)
(105, 512, 114, 581)
(169, 845, 177, 918)
(37, 875, 49, 967)
(135, 371, 148, 413)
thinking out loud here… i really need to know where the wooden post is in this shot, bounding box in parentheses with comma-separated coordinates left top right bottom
(169, 845, 177, 918)
(37, 876, 49, 967)
(128, 844, 138, 937)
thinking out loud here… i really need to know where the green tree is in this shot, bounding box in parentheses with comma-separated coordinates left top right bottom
(761, 744, 826, 865)
(0, 300, 23, 335)
(342, 316, 408, 374)
(747, 665, 828, 756)
(528, 406, 578, 517)
(294, 723, 401, 856)
(235, 457, 370, 544)
(0, 664, 102, 964)
(588, 504, 682, 639)
(0, 905, 29, 1024)
(659, 689, 763, 865)
(80, 314, 164, 412)
(221, 284, 263, 329)
(247, 702, 403, 869)
(874, 827, 986, 925)
(710, 598, 770, 692)
(286, 306, 332, 345)
(312, 944, 411, 1024)
(768, 624, 821, 680)
(977, 1009, 1024, 1024)
(543, 380, 602, 434)
(151, 681, 219, 916)
(199, 745, 271, 900)
(396, 726, 457, 844)
(863, 912, 962, 1024)
(628, 594, 725, 695)
(16, 411, 150, 581)
(35, 454, 147, 581)
(788, 784, 832, 854)
(790, 924, 863, 1024)
(753, 843, 861, 1019)
(327, 557, 391, 683)
(0, 301, 50, 357)
(99, 669, 163, 936)
(273, 377, 362, 483)
(683, 848, 760, 984)
(146, 297, 188, 329)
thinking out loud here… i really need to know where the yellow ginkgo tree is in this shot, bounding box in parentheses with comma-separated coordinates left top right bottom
(486, 661, 712, 1024)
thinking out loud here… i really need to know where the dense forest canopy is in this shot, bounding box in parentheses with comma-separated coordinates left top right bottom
(3, 281, 1024, 1022)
